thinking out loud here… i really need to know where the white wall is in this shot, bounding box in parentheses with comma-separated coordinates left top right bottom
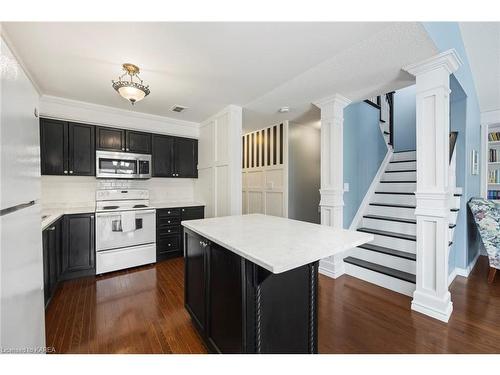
(41, 176, 195, 208)
(196, 105, 242, 218)
(40, 95, 200, 138)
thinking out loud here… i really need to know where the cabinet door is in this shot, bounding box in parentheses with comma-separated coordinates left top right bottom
(96, 126, 125, 152)
(152, 134, 174, 177)
(40, 118, 68, 175)
(184, 230, 207, 330)
(126, 130, 151, 154)
(174, 137, 198, 178)
(42, 230, 50, 307)
(68, 122, 95, 176)
(180, 206, 204, 221)
(207, 244, 243, 353)
(61, 213, 95, 280)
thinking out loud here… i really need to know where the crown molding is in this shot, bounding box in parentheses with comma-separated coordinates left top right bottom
(313, 93, 352, 109)
(40, 95, 200, 129)
(481, 109, 500, 126)
(403, 49, 463, 76)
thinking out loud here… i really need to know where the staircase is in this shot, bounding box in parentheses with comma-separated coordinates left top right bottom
(365, 93, 394, 149)
(344, 145, 462, 296)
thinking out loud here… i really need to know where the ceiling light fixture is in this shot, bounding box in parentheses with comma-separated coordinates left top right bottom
(112, 63, 150, 105)
(278, 106, 290, 113)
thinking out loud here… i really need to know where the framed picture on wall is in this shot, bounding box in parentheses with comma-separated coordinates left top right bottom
(471, 149, 479, 175)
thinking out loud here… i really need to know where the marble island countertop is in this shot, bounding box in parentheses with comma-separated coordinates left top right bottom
(182, 214, 374, 274)
(150, 201, 205, 209)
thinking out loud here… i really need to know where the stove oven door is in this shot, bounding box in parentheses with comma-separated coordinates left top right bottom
(96, 209, 156, 251)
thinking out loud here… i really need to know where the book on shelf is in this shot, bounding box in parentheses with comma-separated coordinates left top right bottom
(488, 132, 500, 142)
(490, 148, 498, 162)
(488, 168, 500, 183)
(488, 190, 500, 199)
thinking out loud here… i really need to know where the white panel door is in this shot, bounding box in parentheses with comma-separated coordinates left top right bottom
(216, 165, 229, 216)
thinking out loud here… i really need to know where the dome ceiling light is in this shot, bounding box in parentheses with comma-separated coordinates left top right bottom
(112, 63, 150, 105)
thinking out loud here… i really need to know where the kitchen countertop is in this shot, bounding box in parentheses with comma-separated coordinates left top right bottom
(150, 201, 205, 209)
(41, 201, 205, 230)
(41, 205, 95, 230)
(182, 214, 373, 274)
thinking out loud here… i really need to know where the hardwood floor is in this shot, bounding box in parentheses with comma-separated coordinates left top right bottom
(45, 255, 500, 354)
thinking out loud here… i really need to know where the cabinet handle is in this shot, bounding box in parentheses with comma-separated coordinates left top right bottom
(126, 148, 129, 151)
(69, 170, 73, 174)
(167, 211, 171, 214)
(122, 148, 125, 151)
(46, 226, 55, 231)
(168, 244, 171, 247)
(64, 170, 68, 174)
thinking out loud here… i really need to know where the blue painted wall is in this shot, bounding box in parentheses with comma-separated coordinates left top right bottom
(343, 102, 387, 228)
(393, 85, 417, 152)
(423, 22, 482, 272)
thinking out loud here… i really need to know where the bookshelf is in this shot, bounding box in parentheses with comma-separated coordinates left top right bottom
(488, 130, 500, 199)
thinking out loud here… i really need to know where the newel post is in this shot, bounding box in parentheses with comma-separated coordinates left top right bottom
(314, 94, 351, 278)
(403, 49, 462, 322)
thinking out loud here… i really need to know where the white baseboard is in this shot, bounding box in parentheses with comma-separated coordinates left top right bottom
(319, 257, 345, 279)
(449, 251, 481, 285)
(349, 148, 393, 230)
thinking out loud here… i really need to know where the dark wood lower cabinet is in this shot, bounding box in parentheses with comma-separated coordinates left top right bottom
(43, 213, 95, 309)
(42, 218, 62, 308)
(156, 206, 204, 262)
(184, 228, 318, 354)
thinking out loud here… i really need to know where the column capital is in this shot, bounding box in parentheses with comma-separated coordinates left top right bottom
(403, 49, 463, 77)
(313, 93, 352, 111)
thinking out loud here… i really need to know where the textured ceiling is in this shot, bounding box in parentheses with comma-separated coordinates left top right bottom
(459, 22, 500, 113)
(2, 22, 438, 131)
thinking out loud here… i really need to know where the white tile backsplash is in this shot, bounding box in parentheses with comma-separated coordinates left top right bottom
(41, 176, 195, 208)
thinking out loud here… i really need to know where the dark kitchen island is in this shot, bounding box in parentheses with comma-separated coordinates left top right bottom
(182, 214, 372, 354)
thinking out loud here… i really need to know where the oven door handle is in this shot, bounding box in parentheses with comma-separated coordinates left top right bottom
(96, 209, 156, 217)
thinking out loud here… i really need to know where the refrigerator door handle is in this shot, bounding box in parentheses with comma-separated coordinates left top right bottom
(0, 200, 36, 217)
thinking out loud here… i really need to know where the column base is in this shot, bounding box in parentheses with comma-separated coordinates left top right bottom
(319, 255, 345, 279)
(411, 290, 453, 323)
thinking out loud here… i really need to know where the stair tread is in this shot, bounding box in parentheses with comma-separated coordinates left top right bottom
(375, 191, 415, 195)
(357, 227, 416, 241)
(370, 203, 416, 209)
(364, 214, 415, 224)
(390, 159, 416, 164)
(344, 256, 416, 284)
(358, 243, 416, 260)
(385, 169, 416, 173)
(380, 181, 416, 183)
(363, 214, 456, 229)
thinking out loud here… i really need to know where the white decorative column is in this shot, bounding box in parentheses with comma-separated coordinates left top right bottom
(404, 50, 462, 322)
(314, 94, 351, 278)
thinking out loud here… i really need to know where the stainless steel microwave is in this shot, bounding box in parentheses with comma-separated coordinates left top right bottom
(96, 150, 151, 179)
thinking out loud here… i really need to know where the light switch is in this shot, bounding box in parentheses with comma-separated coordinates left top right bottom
(344, 183, 349, 192)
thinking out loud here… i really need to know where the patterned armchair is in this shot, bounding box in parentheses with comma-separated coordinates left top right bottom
(468, 199, 500, 283)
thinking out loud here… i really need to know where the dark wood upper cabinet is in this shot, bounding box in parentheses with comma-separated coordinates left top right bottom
(68, 122, 95, 176)
(96, 126, 125, 152)
(126, 130, 151, 154)
(40, 118, 68, 175)
(174, 137, 198, 178)
(152, 134, 175, 177)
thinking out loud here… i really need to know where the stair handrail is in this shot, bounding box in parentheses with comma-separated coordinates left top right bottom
(449, 131, 458, 164)
(449, 131, 458, 199)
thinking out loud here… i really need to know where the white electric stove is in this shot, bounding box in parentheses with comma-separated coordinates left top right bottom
(95, 189, 156, 274)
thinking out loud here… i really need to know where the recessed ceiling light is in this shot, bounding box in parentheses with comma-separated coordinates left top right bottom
(278, 106, 290, 113)
(170, 105, 188, 113)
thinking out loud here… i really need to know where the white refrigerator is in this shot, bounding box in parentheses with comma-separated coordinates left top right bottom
(0, 35, 45, 352)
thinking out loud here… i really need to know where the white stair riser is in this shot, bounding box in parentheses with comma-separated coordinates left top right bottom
(449, 211, 458, 224)
(369, 234, 416, 253)
(386, 161, 417, 171)
(372, 193, 416, 205)
(451, 196, 461, 209)
(377, 182, 416, 193)
(362, 217, 416, 236)
(391, 151, 416, 162)
(382, 171, 416, 181)
(449, 227, 455, 239)
(350, 247, 416, 274)
(368, 205, 416, 220)
(344, 263, 416, 297)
